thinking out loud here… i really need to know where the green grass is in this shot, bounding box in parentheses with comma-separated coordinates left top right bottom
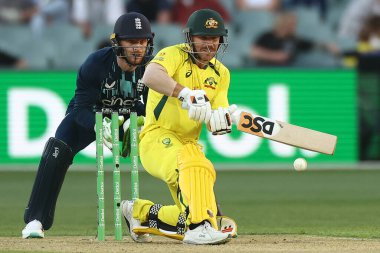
(1, 169, 380, 238)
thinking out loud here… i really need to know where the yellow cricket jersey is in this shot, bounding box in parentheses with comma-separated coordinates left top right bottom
(141, 43, 230, 141)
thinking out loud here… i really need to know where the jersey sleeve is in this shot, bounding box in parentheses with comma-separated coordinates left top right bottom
(72, 53, 102, 130)
(150, 46, 182, 77)
(211, 67, 230, 109)
(75, 54, 101, 107)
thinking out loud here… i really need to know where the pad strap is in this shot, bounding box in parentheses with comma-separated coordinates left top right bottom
(176, 213, 186, 235)
(148, 204, 162, 229)
(146, 204, 187, 235)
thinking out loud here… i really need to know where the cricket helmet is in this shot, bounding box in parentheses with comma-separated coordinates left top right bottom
(183, 9, 228, 37)
(110, 12, 154, 65)
(183, 9, 228, 61)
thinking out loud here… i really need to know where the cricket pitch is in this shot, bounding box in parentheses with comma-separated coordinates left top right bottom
(1, 235, 380, 253)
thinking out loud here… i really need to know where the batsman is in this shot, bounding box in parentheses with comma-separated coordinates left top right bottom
(121, 9, 237, 245)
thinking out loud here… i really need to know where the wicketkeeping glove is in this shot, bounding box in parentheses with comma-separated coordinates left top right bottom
(121, 116, 145, 158)
(177, 87, 212, 123)
(95, 116, 124, 151)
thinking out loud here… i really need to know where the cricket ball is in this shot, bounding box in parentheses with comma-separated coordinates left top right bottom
(293, 158, 307, 171)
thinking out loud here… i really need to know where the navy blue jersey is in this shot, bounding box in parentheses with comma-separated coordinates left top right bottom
(56, 47, 149, 154)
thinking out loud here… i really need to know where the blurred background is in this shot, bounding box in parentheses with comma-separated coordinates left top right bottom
(2, 0, 380, 168)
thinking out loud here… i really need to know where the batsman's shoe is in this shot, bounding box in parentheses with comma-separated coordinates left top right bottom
(183, 221, 231, 245)
(22, 220, 44, 239)
(121, 200, 152, 243)
(217, 216, 238, 238)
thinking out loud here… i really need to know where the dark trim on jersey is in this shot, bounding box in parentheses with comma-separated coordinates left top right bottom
(154, 95, 168, 120)
(178, 188, 187, 211)
(208, 62, 220, 76)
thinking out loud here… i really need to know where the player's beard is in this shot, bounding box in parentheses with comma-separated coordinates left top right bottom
(194, 48, 217, 65)
(123, 46, 147, 66)
(126, 53, 144, 65)
(197, 51, 216, 63)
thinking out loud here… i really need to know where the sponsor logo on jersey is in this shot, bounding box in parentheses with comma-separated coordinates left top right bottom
(205, 18, 218, 29)
(204, 77, 217, 89)
(105, 81, 116, 89)
(185, 70, 192, 78)
(102, 96, 134, 107)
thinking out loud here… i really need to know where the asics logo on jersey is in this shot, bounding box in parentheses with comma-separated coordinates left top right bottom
(135, 18, 142, 29)
(185, 70, 192, 78)
(105, 81, 116, 89)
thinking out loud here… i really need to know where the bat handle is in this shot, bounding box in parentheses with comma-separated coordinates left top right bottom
(228, 104, 240, 125)
(216, 202, 224, 216)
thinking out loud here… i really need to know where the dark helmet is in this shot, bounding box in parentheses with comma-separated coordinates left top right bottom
(113, 12, 154, 40)
(110, 12, 154, 65)
(183, 9, 228, 37)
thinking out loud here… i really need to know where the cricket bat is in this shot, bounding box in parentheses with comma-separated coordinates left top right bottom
(230, 107, 337, 155)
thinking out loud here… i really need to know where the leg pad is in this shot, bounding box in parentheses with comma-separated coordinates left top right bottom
(177, 143, 217, 228)
(24, 137, 73, 230)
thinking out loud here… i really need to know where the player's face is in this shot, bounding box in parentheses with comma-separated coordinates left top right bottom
(119, 39, 149, 65)
(191, 36, 220, 63)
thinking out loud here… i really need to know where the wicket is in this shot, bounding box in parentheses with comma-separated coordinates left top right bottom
(95, 108, 139, 241)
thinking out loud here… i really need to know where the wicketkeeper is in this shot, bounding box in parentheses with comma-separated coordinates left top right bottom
(22, 13, 154, 240)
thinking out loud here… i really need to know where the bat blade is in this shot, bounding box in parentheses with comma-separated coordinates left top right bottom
(236, 112, 337, 155)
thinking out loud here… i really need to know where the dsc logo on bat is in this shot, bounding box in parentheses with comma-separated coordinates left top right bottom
(237, 112, 281, 137)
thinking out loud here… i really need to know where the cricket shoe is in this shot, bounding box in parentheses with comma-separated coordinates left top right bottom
(183, 221, 231, 245)
(121, 200, 152, 243)
(22, 219, 44, 239)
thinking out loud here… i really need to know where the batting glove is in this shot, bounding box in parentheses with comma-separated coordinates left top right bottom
(228, 104, 240, 125)
(208, 107, 233, 135)
(177, 87, 212, 123)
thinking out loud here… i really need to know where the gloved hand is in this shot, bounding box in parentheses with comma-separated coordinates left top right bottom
(95, 116, 124, 151)
(177, 87, 212, 123)
(121, 116, 145, 158)
(207, 106, 235, 135)
(228, 104, 240, 125)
